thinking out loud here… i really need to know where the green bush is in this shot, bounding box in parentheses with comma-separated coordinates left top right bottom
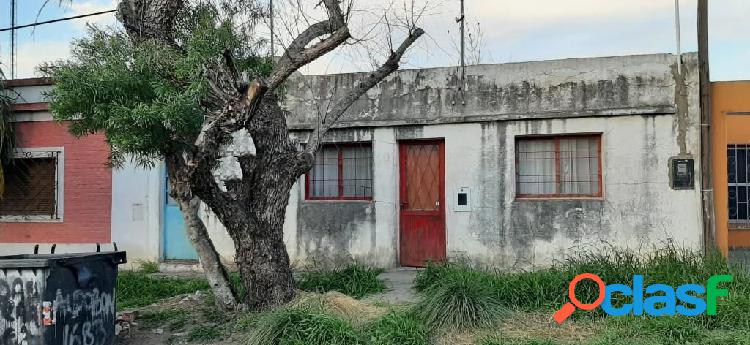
(249, 307, 361, 345)
(117, 271, 210, 309)
(297, 265, 386, 298)
(366, 310, 429, 345)
(415, 271, 503, 329)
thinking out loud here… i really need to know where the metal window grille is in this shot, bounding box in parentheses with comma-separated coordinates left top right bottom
(0, 151, 60, 218)
(728, 144, 750, 225)
(516, 135, 602, 198)
(306, 143, 373, 200)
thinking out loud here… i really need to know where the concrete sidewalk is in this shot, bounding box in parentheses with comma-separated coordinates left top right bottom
(365, 267, 420, 304)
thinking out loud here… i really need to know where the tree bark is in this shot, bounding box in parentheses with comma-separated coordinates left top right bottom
(191, 97, 301, 309)
(166, 157, 240, 311)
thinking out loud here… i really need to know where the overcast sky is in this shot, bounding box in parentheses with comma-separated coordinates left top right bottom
(0, 0, 748, 81)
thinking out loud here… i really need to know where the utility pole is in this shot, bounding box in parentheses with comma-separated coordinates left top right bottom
(697, 0, 715, 252)
(10, 0, 17, 79)
(269, 0, 274, 58)
(457, 0, 465, 85)
(674, 0, 682, 73)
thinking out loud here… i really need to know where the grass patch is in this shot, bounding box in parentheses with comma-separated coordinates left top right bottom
(418, 245, 750, 344)
(297, 264, 386, 298)
(366, 310, 429, 345)
(249, 307, 361, 345)
(138, 309, 184, 328)
(188, 325, 222, 341)
(136, 260, 160, 274)
(117, 271, 210, 309)
(416, 245, 750, 317)
(479, 339, 557, 345)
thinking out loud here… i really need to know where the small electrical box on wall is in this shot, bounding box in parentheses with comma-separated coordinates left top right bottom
(455, 187, 471, 212)
(671, 158, 695, 190)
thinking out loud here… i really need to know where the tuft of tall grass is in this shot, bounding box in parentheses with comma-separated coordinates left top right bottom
(297, 264, 386, 299)
(365, 310, 429, 345)
(136, 260, 160, 274)
(249, 307, 361, 345)
(414, 270, 504, 330)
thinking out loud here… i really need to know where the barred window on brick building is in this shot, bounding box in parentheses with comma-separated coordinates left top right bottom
(0, 150, 61, 220)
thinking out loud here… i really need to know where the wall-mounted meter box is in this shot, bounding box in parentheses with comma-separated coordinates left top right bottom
(455, 187, 471, 212)
(671, 158, 694, 190)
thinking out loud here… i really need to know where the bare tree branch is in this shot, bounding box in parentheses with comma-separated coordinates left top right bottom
(266, 0, 351, 92)
(305, 27, 424, 155)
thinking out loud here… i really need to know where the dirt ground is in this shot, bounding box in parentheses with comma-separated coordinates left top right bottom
(115, 291, 244, 345)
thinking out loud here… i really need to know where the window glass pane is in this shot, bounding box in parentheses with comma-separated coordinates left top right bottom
(517, 139, 555, 195)
(560, 137, 599, 195)
(739, 201, 748, 221)
(309, 146, 339, 197)
(343, 145, 372, 197)
(728, 146, 737, 184)
(729, 186, 738, 220)
(738, 148, 747, 183)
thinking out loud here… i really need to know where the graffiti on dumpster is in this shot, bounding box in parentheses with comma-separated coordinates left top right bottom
(0, 273, 116, 345)
(52, 288, 115, 345)
(0, 271, 43, 345)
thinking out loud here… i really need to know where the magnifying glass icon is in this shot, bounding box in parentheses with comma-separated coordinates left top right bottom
(553, 273, 606, 324)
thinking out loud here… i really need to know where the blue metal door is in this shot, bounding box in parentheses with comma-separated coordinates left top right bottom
(163, 171, 199, 260)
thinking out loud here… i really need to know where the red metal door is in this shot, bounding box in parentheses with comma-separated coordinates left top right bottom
(399, 140, 446, 267)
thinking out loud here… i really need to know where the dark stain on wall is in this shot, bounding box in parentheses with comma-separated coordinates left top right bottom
(284, 57, 680, 128)
(507, 200, 609, 266)
(296, 202, 375, 266)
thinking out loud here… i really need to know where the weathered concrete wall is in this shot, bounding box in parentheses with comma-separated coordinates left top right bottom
(82, 53, 702, 270)
(284, 54, 679, 129)
(281, 53, 702, 268)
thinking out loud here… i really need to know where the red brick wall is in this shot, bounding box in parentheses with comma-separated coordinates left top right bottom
(0, 121, 112, 243)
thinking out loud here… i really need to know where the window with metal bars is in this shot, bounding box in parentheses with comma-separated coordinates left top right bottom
(728, 144, 750, 226)
(0, 151, 60, 219)
(305, 143, 373, 200)
(515, 134, 602, 198)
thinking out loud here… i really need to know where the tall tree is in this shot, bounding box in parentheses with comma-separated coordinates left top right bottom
(44, 0, 423, 310)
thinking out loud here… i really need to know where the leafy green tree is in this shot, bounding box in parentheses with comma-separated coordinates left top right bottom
(44, 0, 422, 311)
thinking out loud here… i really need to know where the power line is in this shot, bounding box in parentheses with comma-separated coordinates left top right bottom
(0, 9, 116, 33)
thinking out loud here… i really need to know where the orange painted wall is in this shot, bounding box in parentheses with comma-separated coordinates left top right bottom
(711, 81, 750, 254)
(0, 121, 112, 243)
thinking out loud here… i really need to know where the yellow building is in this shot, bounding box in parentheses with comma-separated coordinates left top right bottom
(712, 81, 750, 260)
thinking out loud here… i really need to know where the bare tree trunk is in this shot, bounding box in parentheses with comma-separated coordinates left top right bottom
(167, 159, 240, 311)
(232, 210, 295, 310)
(191, 98, 301, 309)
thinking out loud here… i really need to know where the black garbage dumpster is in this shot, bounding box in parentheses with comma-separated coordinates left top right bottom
(0, 251, 126, 345)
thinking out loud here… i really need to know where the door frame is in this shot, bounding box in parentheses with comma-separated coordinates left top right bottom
(397, 138, 447, 267)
